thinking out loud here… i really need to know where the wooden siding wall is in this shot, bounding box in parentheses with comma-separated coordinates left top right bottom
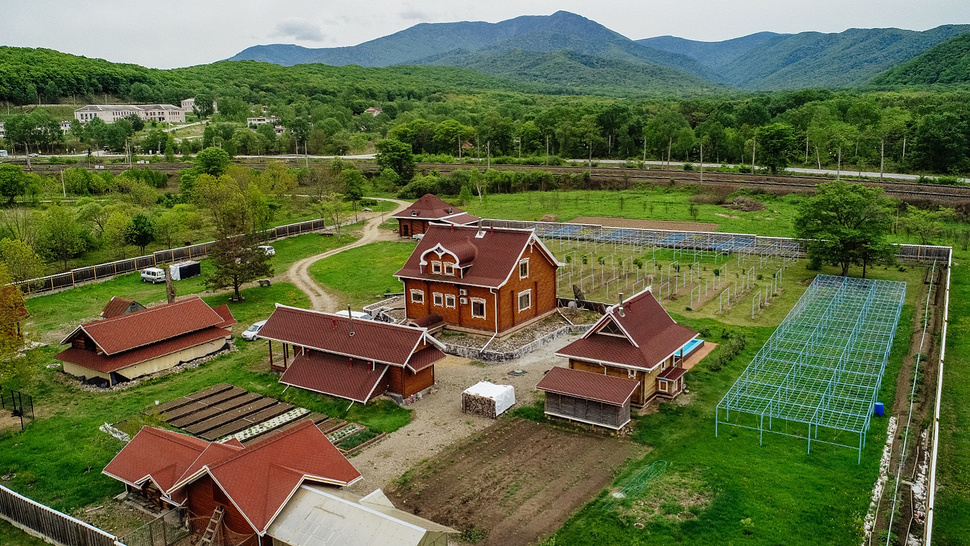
(186, 475, 255, 537)
(404, 239, 558, 334)
(544, 392, 628, 429)
(569, 356, 674, 407)
(386, 365, 435, 398)
(397, 219, 428, 237)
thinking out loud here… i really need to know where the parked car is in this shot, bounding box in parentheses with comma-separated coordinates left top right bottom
(258, 245, 276, 256)
(334, 310, 373, 321)
(140, 267, 166, 284)
(241, 320, 267, 341)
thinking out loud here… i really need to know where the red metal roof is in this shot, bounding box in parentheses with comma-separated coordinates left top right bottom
(658, 366, 688, 382)
(556, 288, 697, 371)
(205, 420, 361, 533)
(102, 426, 211, 492)
(66, 296, 229, 355)
(211, 304, 237, 328)
(104, 421, 362, 535)
(100, 296, 140, 318)
(55, 327, 230, 374)
(391, 194, 479, 223)
(279, 351, 389, 403)
(395, 224, 559, 288)
(536, 367, 639, 406)
(258, 305, 443, 368)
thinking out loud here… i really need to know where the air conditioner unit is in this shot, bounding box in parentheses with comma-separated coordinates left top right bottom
(459, 288, 468, 296)
(460, 297, 468, 305)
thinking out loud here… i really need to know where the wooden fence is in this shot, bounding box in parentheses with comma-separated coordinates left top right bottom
(0, 485, 120, 546)
(14, 218, 329, 295)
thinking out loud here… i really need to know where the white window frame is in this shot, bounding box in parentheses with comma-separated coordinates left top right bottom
(410, 289, 425, 304)
(445, 294, 456, 308)
(518, 289, 532, 312)
(470, 297, 486, 319)
(518, 258, 530, 279)
(431, 261, 442, 275)
(443, 262, 455, 276)
(432, 292, 443, 307)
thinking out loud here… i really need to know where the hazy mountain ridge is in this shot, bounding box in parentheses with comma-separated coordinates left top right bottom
(229, 12, 970, 92)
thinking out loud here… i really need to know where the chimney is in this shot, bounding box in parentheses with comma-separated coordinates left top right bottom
(617, 293, 625, 317)
(348, 305, 355, 336)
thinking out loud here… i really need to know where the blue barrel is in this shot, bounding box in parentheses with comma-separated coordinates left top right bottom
(874, 402, 885, 417)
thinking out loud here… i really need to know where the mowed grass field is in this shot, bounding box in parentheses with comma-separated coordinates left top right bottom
(0, 187, 963, 545)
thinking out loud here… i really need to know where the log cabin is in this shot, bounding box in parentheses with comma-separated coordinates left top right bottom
(395, 224, 561, 337)
(257, 304, 446, 403)
(555, 287, 698, 407)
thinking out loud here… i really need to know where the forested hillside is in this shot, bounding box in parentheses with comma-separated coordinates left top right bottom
(641, 25, 970, 89)
(871, 32, 970, 86)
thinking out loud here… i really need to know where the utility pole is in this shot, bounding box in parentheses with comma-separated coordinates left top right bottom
(700, 143, 704, 184)
(545, 135, 550, 166)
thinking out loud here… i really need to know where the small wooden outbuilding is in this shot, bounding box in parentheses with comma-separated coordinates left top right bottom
(536, 367, 639, 430)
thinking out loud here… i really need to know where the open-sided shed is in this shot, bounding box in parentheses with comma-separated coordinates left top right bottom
(536, 367, 639, 430)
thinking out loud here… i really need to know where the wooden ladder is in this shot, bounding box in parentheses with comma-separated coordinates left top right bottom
(199, 505, 225, 545)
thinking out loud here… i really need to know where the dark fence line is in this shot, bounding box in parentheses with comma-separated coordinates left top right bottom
(481, 218, 952, 264)
(15, 218, 329, 295)
(0, 485, 119, 546)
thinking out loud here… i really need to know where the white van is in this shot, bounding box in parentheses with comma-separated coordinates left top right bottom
(140, 267, 166, 284)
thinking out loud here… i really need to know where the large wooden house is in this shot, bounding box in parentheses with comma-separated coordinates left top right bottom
(391, 193, 479, 237)
(257, 305, 447, 403)
(395, 224, 561, 336)
(555, 288, 698, 407)
(55, 296, 235, 386)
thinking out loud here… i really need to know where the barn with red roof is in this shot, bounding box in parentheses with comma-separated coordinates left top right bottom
(257, 305, 447, 402)
(391, 193, 479, 237)
(555, 287, 698, 407)
(103, 421, 362, 544)
(395, 224, 561, 336)
(55, 295, 235, 386)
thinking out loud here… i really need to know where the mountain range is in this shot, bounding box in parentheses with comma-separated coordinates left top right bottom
(230, 11, 970, 94)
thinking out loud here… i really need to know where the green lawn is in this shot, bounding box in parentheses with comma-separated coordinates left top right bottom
(542, 287, 917, 545)
(2, 284, 412, 515)
(308, 240, 417, 309)
(0, 519, 48, 546)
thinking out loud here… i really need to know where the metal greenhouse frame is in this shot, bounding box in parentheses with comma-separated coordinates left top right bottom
(715, 274, 906, 463)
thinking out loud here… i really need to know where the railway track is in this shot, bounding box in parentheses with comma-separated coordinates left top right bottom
(10, 158, 970, 201)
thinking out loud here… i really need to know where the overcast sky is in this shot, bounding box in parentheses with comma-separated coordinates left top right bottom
(4, 0, 969, 69)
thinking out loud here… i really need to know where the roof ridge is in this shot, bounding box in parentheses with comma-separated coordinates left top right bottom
(209, 420, 317, 469)
(273, 305, 424, 336)
(87, 295, 205, 326)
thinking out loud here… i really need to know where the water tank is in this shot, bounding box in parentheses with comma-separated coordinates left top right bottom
(873, 402, 885, 417)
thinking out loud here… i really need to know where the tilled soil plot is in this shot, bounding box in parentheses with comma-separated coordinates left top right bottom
(387, 418, 648, 546)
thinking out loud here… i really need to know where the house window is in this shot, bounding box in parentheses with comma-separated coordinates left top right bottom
(659, 381, 668, 392)
(433, 292, 443, 306)
(410, 289, 425, 304)
(431, 261, 442, 274)
(445, 294, 456, 308)
(519, 258, 529, 279)
(471, 298, 486, 319)
(518, 290, 532, 312)
(443, 262, 455, 276)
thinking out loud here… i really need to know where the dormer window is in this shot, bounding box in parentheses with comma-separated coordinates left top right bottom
(519, 259, 529, 279)
(411, 211, 418, 216)
(443, 262, 455, 276)
(448, 208, 454, 214)
(431, 261, 442, 274)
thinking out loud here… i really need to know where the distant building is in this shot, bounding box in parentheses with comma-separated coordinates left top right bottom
(363, 106, 383, 116)
(100, 296, 146, 319)
(0, 122, 5, 139)
(391, 193, 479, 237)
(181, 97, 218, 114)
(246, 116, 280, 127)
(74, 104, 186, 125)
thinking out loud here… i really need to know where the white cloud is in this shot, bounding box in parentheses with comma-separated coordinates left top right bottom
(272, 20, 326, 42)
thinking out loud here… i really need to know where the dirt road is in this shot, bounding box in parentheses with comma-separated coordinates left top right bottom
(279, 198, 409, 311)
